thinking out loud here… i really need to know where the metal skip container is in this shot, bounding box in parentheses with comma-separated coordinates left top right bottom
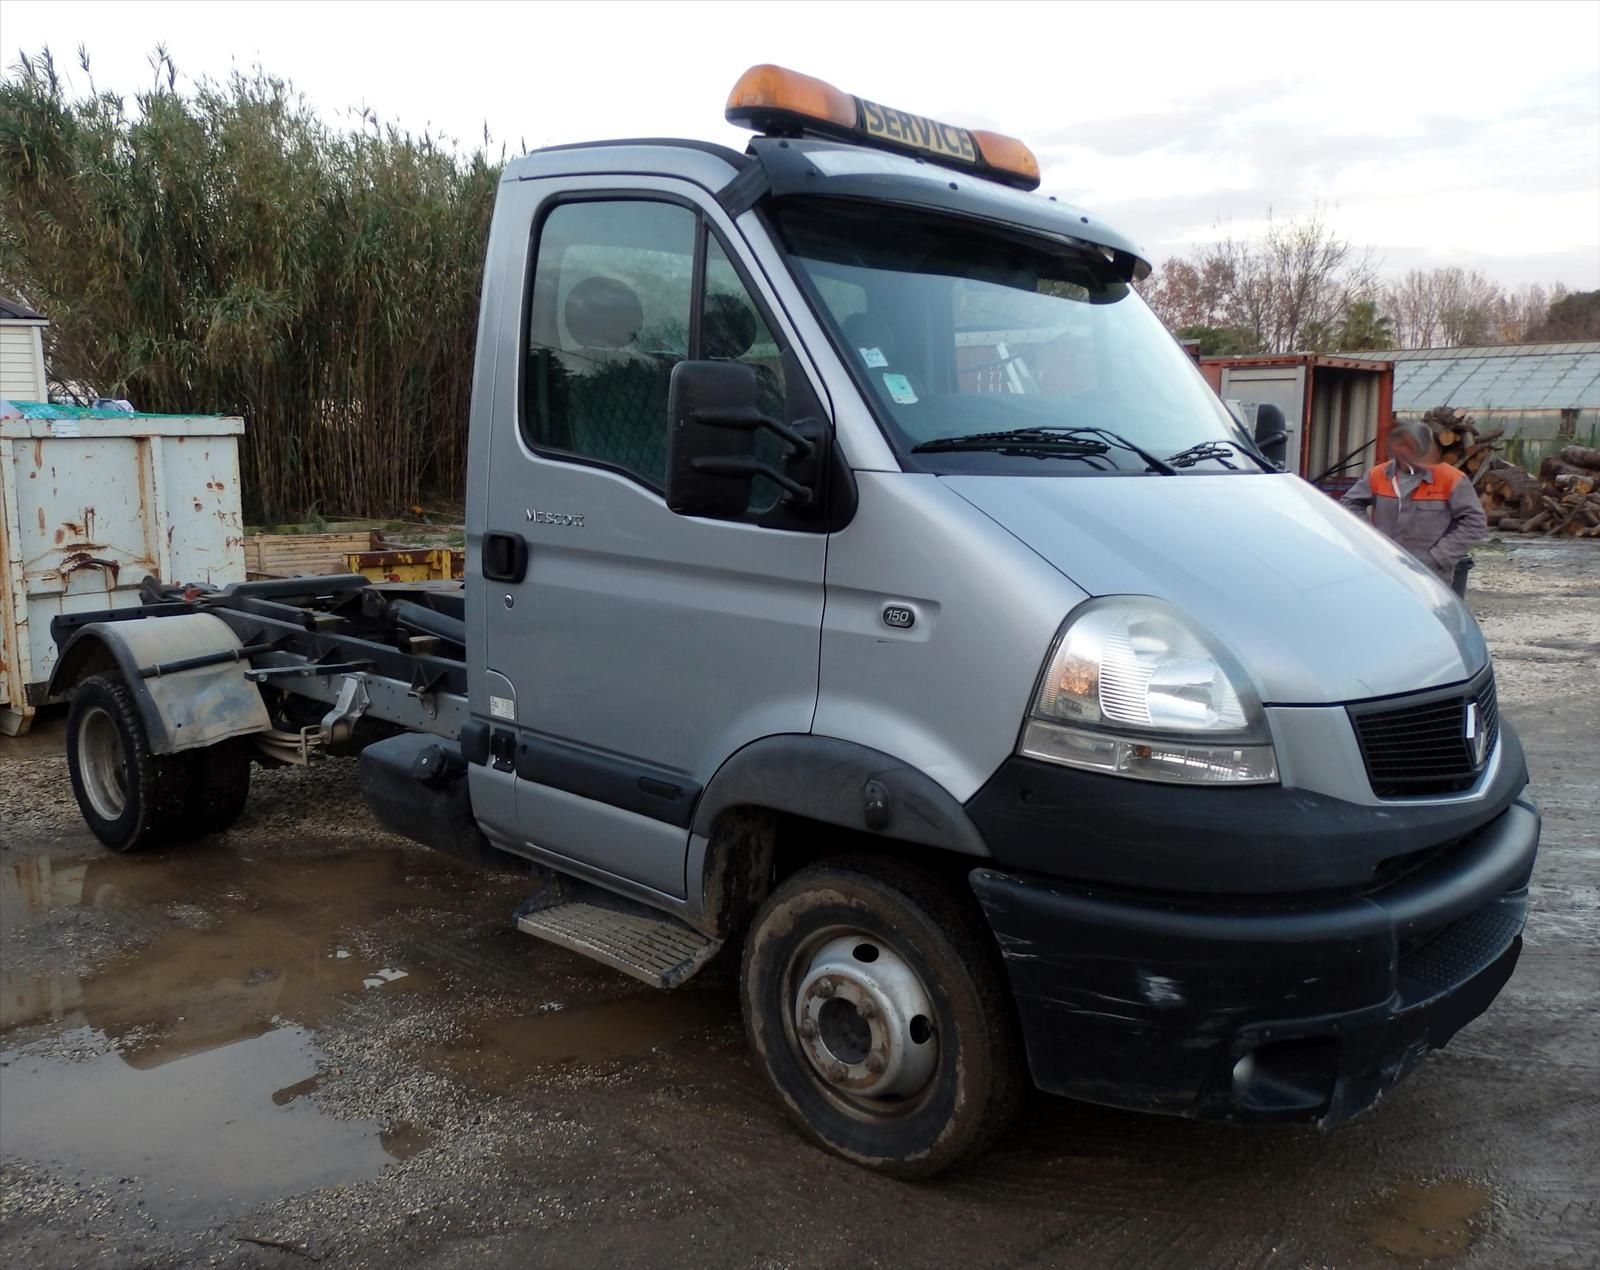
(0, 403, 247, 734)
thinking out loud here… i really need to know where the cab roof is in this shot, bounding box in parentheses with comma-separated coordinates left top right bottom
(505, 136, 1149, 280)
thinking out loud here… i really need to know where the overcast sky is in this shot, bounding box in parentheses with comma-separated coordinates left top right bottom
(4, 0, 1598, 288)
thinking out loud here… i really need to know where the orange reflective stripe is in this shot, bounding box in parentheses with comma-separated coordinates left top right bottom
(1369, 462, 1460, 501)
(1412, 464, 1462, 501)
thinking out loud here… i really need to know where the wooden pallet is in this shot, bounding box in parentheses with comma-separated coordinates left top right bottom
(244, 531, 379, 578)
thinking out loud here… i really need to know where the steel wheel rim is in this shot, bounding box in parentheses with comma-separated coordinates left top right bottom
(781, 925, 941, 1122)
(78, 706, 129, 821)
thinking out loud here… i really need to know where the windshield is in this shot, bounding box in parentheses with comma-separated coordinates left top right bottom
(770, 199, 1258, 475)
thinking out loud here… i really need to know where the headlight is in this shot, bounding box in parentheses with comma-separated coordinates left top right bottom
(1022, 597, 1277, 785)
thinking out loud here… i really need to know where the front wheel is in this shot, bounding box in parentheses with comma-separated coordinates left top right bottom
(740, 858, 1025, 1178)
(65, 673, 189, 852)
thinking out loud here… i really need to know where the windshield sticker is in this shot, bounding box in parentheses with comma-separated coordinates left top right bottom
(883, 373, 918, 404)
(859, 347, 888, 368)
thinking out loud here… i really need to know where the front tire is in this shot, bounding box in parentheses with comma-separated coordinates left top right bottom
(65, 673, 189, 853)
(740, 858, 1025, 1178)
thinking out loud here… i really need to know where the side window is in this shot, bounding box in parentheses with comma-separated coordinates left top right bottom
(525, 200, 696, 486)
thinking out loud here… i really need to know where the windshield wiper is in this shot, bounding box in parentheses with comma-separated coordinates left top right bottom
(914, 426, 1176, 475)
(1165, 437, 1276, 472)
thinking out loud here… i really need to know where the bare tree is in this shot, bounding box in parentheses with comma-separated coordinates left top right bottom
(1384, 270, 1446, 348)
(1434, 268, 1504, 346)
(1146, 220, 1574, 353)
(1382, 271, 1561, 348)
(1141, 211, 1377, 354)
(1493, 283, 1550, 343)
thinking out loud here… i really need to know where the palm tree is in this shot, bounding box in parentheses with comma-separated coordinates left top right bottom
(1334, 300, 1395, 352)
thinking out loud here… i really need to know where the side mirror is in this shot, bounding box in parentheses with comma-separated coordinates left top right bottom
(1253, 402, 1288, 470)
(666, 360, 823, 519)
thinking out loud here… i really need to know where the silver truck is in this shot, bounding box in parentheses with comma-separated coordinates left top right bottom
(46, 66, 1539, 1178)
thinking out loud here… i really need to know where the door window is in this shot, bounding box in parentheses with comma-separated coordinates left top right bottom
(525, 200, 696, 486)
(524, 201, 794, 508)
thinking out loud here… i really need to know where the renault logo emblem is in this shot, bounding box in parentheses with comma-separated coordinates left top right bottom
(1465, 702, 1490, 767)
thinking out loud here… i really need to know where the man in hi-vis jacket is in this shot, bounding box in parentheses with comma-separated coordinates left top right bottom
(1342, 418, 1488, 596)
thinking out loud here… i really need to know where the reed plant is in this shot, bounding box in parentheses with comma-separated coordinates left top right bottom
(0, 48, 500, 520)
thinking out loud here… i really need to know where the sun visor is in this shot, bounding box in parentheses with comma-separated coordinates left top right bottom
(740, 137, 1152, 282)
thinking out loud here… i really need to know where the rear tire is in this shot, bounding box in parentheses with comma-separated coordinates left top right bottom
(185, 739, 252, 835)
(740, 857, 1025, 1178)
(65, 673, 189, 853)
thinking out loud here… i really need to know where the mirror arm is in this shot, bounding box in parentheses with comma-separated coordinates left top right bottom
(691, 456, 814, 505)
(691, 407, 817, 458)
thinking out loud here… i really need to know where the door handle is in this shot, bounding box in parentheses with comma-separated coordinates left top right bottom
(482, 532, 528, 583)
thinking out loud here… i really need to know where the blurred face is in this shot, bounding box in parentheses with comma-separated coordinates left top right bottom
(1389, 431, 1423, 466)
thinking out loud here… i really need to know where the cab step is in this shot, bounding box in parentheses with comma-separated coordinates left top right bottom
(515, 885, 723, 989)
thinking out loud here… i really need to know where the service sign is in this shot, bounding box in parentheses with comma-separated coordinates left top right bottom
(855, 97, 978, 167)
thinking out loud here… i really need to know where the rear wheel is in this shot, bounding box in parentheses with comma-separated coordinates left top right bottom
(185, 738, 252, 835)
(65, 673, 189, 853)
(740, 858, 1025, 1178)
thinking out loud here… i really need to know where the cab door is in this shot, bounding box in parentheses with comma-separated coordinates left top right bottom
(479, 180, 828, 899)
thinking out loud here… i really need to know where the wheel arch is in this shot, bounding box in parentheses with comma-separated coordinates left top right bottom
(688, 734, 991, 937)
(49, 615, 270, 754)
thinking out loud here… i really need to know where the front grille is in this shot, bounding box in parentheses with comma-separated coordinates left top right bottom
(1348, 672, 1499, 798)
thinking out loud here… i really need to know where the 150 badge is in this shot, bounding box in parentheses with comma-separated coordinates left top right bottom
(882, 605, 915, 630)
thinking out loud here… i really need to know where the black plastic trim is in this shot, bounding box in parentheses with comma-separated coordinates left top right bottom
(965, 721, 1530, 896)
(514, 732, 701, 829)
(692, 734, 989, 856)
(968, 796, 1538, 1122)
(716, 159, 771, 217)
(459, 718, 491, 767)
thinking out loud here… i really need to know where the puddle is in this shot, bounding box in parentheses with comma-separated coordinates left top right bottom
(0, 849, 468, 1222)
(1359, 1179, 1491, 1260)
(0, 716, 67, 759)
(380, 1120, 435, 1160)
(0, 1025, 407, 1223)
(433, 993, 736, 1088)
(1, 849, 462, 1058)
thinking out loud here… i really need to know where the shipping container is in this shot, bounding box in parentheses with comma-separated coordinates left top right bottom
(1201, 354, 1394, 493)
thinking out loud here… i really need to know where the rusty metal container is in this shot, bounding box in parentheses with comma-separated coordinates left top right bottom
(1200, 354, 1394, 491)
(345, 546, 466, 583)
(0, 403, 246, 734)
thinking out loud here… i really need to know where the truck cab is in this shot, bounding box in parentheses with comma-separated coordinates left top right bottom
(51, 66, 1538, 1178)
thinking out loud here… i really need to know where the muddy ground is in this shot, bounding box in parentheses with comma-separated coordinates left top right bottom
(2, 537, 1596, 1269)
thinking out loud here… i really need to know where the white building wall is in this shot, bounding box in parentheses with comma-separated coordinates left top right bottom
(0, 322, 48, 401)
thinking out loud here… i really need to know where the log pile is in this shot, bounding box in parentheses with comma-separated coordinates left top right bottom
(1479, 445, 1600, 537)
(1414, 408, 1599, 537)
(1421, 406, 1504, 480)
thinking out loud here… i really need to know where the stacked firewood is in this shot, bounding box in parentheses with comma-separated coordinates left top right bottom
(1422, 406, 1503, 479)
(1410, 406, 1598, 537)
(1478, 445, 1600, 537)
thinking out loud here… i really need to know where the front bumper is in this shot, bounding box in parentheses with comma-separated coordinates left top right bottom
(969, 796, 1539, 1124)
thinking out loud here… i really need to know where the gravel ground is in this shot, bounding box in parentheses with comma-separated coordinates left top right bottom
(1, 536, 1596, 1269)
